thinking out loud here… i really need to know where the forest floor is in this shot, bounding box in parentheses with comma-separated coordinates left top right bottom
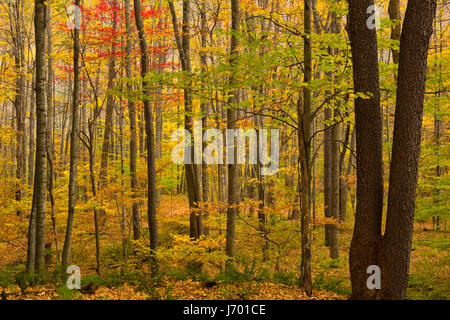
(0, 195, 448, 300)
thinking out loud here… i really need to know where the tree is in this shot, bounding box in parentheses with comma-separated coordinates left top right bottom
(382, 0, 436, 299)
(225, 0, 240, 273)
(348, 0, 436, 299)
(124, 0, 140, 241)
(133, 0, 158, 274)
(0, 0, 444, 301)
(62, 0, 81, 273)
(46, 1, 60, 263)
(29, 0, 47, 275)
(329, 9, 341, 260)
(323, 106, 331, 246)
(99, 1, 118, 189)
(9, 0, 26, 216)
(347, 0, 384, 299)
(198, 0, 210, 235)
(298, 0, 313, 297)
(169, 0, 203, 240)
(388, 0, 401, 66)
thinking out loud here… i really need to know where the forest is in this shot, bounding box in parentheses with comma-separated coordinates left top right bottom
(0, 0, 448, 301)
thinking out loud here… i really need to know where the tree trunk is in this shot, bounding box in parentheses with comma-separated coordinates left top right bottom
(382, 0, 436, 299)
(26, 65, 36, 272)
(11, 0, 26, 216)
(339, 126, 353, 223)
(432, 12, 443, 208)
(388, 0, 401, 66)
(348, 0, 436, 300)
(168, 0, 202, 240)
(154, 0, 165, 209)
(298, 0, 313, 297)
(348, 0, 384, 300)
(329, 11, 341, 260)
(199, 3, 210, 235)
(133, 0, 159, 274)
(45, 2, 59, 263)
(62, 0, 81, 272)
(26, 181, 37, 273)
(329, 108, 339, 259)
(225, 0, 240, 273)
(323, 107, 331, 245)
(33, 0, 48, 274)
(99, 5, 117, 193)
(28, 65, 36, 186)
(124, 0, 140, 241)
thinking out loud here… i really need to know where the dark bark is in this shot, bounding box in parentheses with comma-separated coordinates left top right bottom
(348, 0, 384, 300)
(329, 107, 339, 259)
(133, 0, 159, 274)
(348, 0, 436, 300)
(329, 11, 340, 260)
(33, 0, 48, 274)
(298, 0, 313, 297)
(382, 0, 436, 299)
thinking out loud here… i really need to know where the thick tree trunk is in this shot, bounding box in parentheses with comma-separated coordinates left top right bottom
(382, 0, 436, 299)
(348, 0, 384, 300)
(348, 0, 436, 300)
